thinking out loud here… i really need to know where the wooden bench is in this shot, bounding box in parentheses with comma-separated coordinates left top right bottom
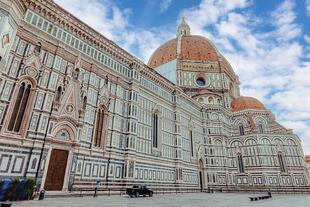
(249, 195, 271, 201)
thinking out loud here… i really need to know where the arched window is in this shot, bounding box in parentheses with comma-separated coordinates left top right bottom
(55, 86, 62, 102)
(82, 96, 87, 110)
(190, 130, 194, 157)
(239, 125, 245, 135)
(237, 153, 245, 173)
(278, 152, 286, 172)
(8, 82, 32, 132)
(152, 113, 159, 148)
(258, 124, 264, 134)
(93, 107, 107, 148)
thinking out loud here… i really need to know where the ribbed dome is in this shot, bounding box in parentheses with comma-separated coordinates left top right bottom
(231, 96, 266, 112)
(148, 35, 219, 68)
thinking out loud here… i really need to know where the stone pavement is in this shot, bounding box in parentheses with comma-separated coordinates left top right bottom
(13, 192, 310, 207)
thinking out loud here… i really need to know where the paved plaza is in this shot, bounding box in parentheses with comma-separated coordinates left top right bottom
(13, 193, 310, 207)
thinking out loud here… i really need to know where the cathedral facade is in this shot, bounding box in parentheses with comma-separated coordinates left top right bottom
(0, 0, 308, 192)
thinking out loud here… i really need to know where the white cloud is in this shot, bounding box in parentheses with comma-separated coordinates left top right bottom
(306, 0, 310, 16)
(181, 0, 250, 35)
(305, 35, 310, 44)
(271, 0, 301, 41)
(159, 0, 173, 13)
(119, 27, 174, 62)
(55, 0, 129, 40)
(54, 0, 173, 61)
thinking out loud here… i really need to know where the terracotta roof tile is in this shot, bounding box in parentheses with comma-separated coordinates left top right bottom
(231, 96, 266, 112)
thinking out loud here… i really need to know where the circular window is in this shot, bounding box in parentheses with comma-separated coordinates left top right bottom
(196, 77, 205, 86)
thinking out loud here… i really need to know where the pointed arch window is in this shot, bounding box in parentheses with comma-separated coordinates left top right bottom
(152, 113, 159, 148)
(82, 96, 87, 110)
(55, 86, 62, 102)
(258, 124, 264, 134)
(93, 106, 107, 148)
(8, 82, 32, 132)
(278, 152, 286, 172)
(239, 125, 245, 136)
(190, 130, 194, 157)
(237, 153, 245, 173)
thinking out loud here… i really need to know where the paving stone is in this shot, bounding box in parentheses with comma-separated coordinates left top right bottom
(12, 193, 310, 207)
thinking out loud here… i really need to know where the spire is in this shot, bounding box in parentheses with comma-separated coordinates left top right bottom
(177, 16, 191, 37)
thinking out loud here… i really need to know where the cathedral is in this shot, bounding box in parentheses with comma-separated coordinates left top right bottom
(0, 0, 309, 193)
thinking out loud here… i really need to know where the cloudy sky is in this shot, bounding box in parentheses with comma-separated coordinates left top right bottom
(54, 0, 310, 154)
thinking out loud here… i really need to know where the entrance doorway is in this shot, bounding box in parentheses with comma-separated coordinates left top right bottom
(45, 149, 69, 191)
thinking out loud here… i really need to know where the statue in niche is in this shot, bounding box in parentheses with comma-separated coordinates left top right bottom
(34, 42, 41, 54)
(72, 68, 79, 81)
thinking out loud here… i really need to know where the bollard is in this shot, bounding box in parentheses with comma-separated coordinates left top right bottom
(38, 190, 45, 200)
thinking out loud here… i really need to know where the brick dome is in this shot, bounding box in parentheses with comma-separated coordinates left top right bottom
(148, 35, 219, 68)
(231, 96, 266, 112)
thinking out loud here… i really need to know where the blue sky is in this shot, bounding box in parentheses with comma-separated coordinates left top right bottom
(54, 0, 310, 154)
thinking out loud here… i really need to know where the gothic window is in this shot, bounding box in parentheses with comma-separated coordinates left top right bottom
(152, 113, 159, 148)
(237, 153, 245, 173)
(93, 106, 107, 148)
(190, 130, 194, 157)
(278, 152, 286, 172)
(239, 125, 245, 135)
(8, 82, 32, 132)
(82, 96, 87, 110)
(258, 124, 264, 134)
(55, 86, 62, 102)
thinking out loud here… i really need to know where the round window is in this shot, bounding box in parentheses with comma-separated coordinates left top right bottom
(196, 78, 205, 86)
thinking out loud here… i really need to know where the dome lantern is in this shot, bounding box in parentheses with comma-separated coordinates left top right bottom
(177, 16, 191, 37)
